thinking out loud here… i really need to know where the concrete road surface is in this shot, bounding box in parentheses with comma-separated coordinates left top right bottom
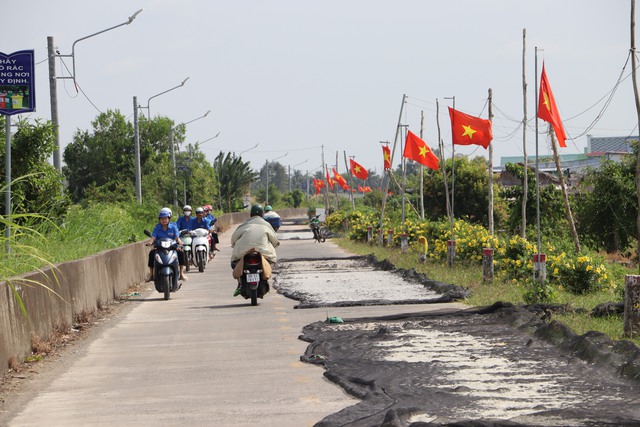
(3, 218, 466, 427)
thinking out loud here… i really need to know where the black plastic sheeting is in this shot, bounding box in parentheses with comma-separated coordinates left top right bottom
(300, 302, 640, 427)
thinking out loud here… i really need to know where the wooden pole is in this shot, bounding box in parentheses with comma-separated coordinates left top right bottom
(344, 151, 355, 210)
(419, 110, 425, 220)
(522, 28, 529, 239)
(549, 126, 580, 252)
(488, 88, 494, 236)
(630, 0, 640, 274)
(436, 99, 451, 220)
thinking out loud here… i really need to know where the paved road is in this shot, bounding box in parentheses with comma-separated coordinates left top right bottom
(5, 219, 466, 427)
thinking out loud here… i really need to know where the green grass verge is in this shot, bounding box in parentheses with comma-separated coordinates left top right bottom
(334, 237, 640, 347)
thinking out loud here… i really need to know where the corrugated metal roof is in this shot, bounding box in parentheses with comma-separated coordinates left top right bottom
(588, 136, 636, 154)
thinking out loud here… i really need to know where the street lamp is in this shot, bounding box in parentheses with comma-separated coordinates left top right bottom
(193, 132, 221, 150)
(265, 153, 287, 204)
(133, 79, 190, 203)
(237, 143, 259, 159)
(288, 159, 308, 192)
(170, 110, 211, 206)
(48, 9, 143, 171)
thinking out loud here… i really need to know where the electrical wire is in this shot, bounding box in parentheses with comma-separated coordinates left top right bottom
(58, 56, 103, 114)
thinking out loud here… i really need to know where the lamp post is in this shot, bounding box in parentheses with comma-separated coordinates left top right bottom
(49, 9, 143, 172)
(133, 78, 189, 203)
(170, 110, 211, 206)
(289, 159, 308, 192)
(235, 142, 259, 160)
(265, 153, 287, 204)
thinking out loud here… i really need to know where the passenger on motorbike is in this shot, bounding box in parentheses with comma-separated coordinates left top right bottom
(203, 204, 220, 256)
(147, 208, 188, 282)
(263, 205, 282, 232)
(230, 204, 279, 296)
(190, 207, 217, 260)
(176, 205, 193, 232)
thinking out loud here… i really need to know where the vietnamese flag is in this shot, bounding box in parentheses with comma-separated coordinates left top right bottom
(403, 131, 439, 170)
(332, 168, 348, 189)
(382, 145, 391, 170)
(313, 178, 324, 195)
(349, 159, 369, 180)
(326, 169, 334, 190)
(448, 107, 492, 149)
(538, 63, 567, 148)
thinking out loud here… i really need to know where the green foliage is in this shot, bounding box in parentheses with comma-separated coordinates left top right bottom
(547, 253, 612, 295)
(281, 189, 305, 208)
(573, 159, 637, 253)
(214, 152, 257, 212)
(0, 117, 69, 220)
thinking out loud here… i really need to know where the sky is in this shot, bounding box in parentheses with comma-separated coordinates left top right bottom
(5, 0, 639, 178)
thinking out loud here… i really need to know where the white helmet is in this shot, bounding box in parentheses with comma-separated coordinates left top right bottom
(183, 205, 192, 211)
(158, 207, 172, 218)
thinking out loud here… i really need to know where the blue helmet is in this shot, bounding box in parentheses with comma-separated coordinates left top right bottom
(158, 207, 172, 218)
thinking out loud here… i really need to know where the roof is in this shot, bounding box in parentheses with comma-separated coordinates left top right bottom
(587, 135, 637, 154)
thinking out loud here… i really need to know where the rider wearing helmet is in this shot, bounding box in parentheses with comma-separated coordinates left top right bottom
(203, 204, 219, 256)
(176, 205, 193, 232)
(262, 205, 282, 232)
(147, 208, 188, 282)
(230, 205, 279, 296)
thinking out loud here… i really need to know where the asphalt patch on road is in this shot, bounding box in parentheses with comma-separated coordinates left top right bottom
(274, 255, 469, 309)
(300, 302, 640, 427)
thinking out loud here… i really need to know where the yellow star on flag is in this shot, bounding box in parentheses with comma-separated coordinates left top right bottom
(354, 165, 362, 173)
(461, 124, 477, 139)
(418, 145, 428, 157)
(542, 91, 552, 112)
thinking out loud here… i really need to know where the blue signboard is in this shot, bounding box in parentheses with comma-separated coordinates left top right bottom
(0, 50, 35, 116)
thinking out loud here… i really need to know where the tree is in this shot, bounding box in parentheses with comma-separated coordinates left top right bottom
(0, 117, 69, 219)
(213, 152, 258, 212)
(574, 158, 637, 253)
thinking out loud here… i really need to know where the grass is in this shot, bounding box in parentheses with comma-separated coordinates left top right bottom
(334, 237, 640, 347)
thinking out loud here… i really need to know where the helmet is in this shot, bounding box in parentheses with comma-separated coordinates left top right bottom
(195, 207, 204, 214)
(264, 205, 273, 212)
(183, 204, 192, 211)
(158, 207, 172, 219)
(204, 204, 212, 211)
(250, 204, 264, 217)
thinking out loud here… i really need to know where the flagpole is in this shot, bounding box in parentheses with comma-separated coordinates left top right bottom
(344, 151, 355, 210)
(400, 124, 408, 229)
(488, 88, 494, 236)
(445, 96, 456, 267)
(436, 99, 452, 221)
(321, 145, 330, 212)
(534, 48, 542, 258)
(419, 110, 425, 220)
(379, 94, 407, 230)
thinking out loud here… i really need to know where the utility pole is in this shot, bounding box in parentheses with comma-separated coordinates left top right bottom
(632, 0, 640, 274)
(419, 110, 425, 220)
(488, 88, 494, 236)
(133, 96, 142, 203)
(48, 37, 61, 172)
(521, 28, 529, 239)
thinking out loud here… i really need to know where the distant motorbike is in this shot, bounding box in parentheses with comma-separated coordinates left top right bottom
(310, 214, 327, 243)
(191, 228, 210, 272)
(144, 230, 182, 300)
(237, 251, 270, 306)
(180, 229, 193, 272)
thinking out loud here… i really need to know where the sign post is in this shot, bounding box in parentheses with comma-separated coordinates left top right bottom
(1, 50, 36, 253)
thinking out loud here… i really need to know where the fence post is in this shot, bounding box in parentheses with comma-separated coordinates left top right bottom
(377, 229, 383, 247)
(624, 275, 640, 338)
(400, 233, 408, 254)
(447, 240, 456, 267)
(418, 236, 428, 262)
(386, 230, 394, 246)
(367, 226, 373, 242)
(482, 247, 494, 282)
(533, 253, 547, 283)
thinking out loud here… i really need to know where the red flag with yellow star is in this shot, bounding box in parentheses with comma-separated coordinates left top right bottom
(403, 131, 439, 170)
(326, 169, 334, 190)
(448, 107, 492, 149)
(382, 145, 391, 170)
(349, 159, 369, 180)
(538, 64, 567, 148)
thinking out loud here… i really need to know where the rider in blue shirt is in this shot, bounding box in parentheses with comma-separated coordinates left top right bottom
(204, 204, 220, 256)
(147, 208, 188, 282)
(176, 205, 193, 231)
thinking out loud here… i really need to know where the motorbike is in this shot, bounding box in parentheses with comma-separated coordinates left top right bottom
(237, 251, 270, 306)
(180, 229, 193, 272)
(191, 228, 210, 272)
(310, 214, 327, 243)
(144, 230, 181, 300)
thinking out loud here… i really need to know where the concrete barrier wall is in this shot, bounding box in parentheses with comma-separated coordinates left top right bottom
(0, 208, 307, 375)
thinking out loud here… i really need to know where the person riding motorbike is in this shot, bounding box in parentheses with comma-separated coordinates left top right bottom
(190, 207, 217, 260)
(203, 204, 220, 256)
(147, 208, 188, 282)
(230, 204, 279, 296)
(176, 205, 193, 231)
(263, 205, 282, 232)
(310, 214, 322, 241)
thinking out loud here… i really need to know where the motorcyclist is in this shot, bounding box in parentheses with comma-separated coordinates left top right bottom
(263, 205, 282, 232)
(190, 207, 217, 260)
(230, 204, 279, 296)
(176, 205, 193, 231)
(310, 214, 321, 241)
(146, 208, 188, 282)
(203, 204, 220, 256)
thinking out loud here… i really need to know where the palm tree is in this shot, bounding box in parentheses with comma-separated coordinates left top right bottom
(213, 152, 258, 212)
